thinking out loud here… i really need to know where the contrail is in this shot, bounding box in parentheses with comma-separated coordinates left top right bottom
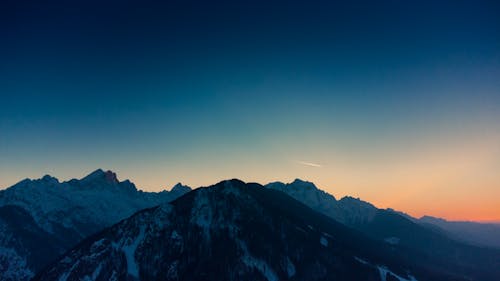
(296, 161, 322, 168)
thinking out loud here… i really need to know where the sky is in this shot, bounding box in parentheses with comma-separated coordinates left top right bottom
(1, 0, 499, 221)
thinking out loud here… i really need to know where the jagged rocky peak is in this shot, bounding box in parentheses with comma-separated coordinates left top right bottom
(339, 196, 375, 208)
(81, 168, 105, 181)
(7, 174, 60, 190)
(81, 169, 119, 184)
(420, 215, 447, 223)
(104, 170, 119, 183)
(266, 179, 338, 205)
(13, 177, 32, 187)
(265, 178, 318, 190)
(40, 174, 59, 185)
(170, 182, 192, 194)
(290, 178, 318, 189)
(76, 169, 139, 193)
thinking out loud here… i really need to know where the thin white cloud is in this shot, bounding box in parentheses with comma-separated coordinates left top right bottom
(296, 160, 322, 168)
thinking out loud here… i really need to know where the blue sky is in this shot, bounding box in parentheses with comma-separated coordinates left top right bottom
(1, 0, 499, 220)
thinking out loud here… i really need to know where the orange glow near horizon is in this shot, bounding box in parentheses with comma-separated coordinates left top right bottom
(1, 122, 499, 223)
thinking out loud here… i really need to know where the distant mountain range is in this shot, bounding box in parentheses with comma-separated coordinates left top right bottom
(418, 216, 500, 249)
(267, 179, 500, 250)
(1, 171, 499, 281)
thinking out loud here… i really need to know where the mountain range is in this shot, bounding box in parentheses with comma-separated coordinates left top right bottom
(418, 216, 500, 249)
(0, 169, 191, 281)
(1, 170, 499, 281)
(267, 179, 500, 250)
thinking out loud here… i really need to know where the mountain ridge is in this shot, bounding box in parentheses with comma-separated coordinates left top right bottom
(33, 179, 441, 281)
(266, 179, 500, 250)
(2, 172, 500, 281)
(34, 179, 500, 281)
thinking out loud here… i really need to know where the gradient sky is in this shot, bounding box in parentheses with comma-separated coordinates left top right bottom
(1, 0, 499, 221)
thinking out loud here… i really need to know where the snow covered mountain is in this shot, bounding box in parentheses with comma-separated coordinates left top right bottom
(3, 174, 500, 281)
(36, 179, 479, 281)
(0, 169, 191, 281)
(266, 179, 378, 225)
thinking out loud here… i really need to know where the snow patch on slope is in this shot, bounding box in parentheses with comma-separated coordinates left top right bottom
(57, 260, 80, 281)
(81, 262, 103, 281)
(354, 257, 418, 281)
(320, 236, 329, 247)
(121, 226, 145, 278)
(166, 260, 179, 280)
(354, 256, 369, 265)
(236, 239, 278, 281)
(191, 192, 212, 228)
(284, 256, 296, 277)
(384, 237, 400, 245)
(377, 266, 418, 281)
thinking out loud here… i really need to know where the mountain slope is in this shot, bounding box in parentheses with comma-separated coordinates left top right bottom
(0, 169, 191, 281)
(35, 180, 497, 281)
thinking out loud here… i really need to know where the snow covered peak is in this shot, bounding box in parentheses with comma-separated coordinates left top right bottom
(266, 180, 382, 224)
(266, 179, 341, 220)
(0, 169, 189, 237)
